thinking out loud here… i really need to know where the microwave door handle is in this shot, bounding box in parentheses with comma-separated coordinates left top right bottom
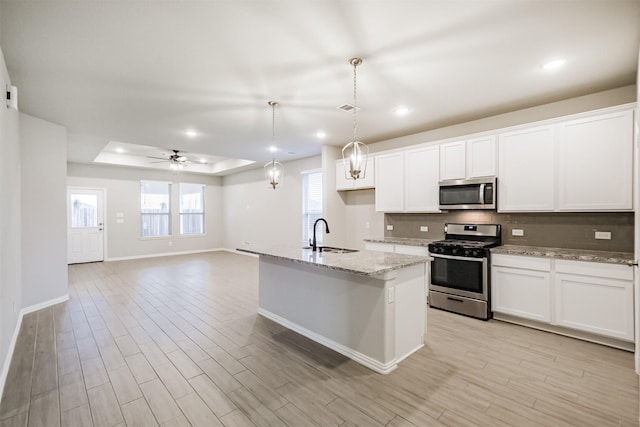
(479, 184, 486, 204)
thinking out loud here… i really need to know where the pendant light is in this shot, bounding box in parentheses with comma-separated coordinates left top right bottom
(264, 101, 283, 189)
(342, 57, 369, 180)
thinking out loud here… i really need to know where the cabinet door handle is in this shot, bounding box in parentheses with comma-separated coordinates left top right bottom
(447, 297, 464, 303)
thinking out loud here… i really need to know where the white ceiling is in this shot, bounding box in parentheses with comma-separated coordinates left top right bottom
(0, 1, 638, 175)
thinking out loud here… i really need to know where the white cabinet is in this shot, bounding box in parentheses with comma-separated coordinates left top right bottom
(554, 260, 634, 341)
(492, 254, 635, 343)
(557, 110, 633, 211)
(404, 145, 440, 212)
(440, 136, 496, 181)
(439, 140, 466, 180)
(492, 255, 552, 322)
(336, 157, 375, 191)
(498, 125, 556, 212)
(467, 136, 496, 178)
(498, 107, 634, 212)
(375, 152, 405, 212)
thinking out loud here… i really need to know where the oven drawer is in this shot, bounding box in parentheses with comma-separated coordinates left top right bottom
(429, 290, 490, 320)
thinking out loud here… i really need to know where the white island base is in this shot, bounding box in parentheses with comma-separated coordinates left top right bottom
(257, 256, 426, 374)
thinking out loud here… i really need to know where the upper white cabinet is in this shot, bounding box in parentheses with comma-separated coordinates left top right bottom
(335, 157, 375, 191)
(439, 140, 466, 180)
(557, 110, 633, 211)
(375, 152, 405, 212)
(498, 125, 556, 212)
(439, 136, 496, 181)
(375, 146, 440, 213)
(467, 136, 497, 178)
(498, 107, 634, 212)
(404, 145, 440, 212)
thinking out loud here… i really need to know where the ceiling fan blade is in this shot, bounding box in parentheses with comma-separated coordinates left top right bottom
(146, 156, 168, 160)
(149, 160, 168, 164)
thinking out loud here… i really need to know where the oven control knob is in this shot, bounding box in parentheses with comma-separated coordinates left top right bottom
(472, 250, 479, 257)
(464, 249, 471, 256)
(452, 248, 458, 255)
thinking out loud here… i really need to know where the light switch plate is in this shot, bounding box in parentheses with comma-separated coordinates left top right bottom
(595, 231, 611, 240)
(420, 226, 428, 232)
(386, 225, 394, 231)
(388, 287, 395, 303)
(512, 229, 524, 236)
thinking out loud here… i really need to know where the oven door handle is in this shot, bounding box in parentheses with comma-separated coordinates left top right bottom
(429, 253, 484, 262)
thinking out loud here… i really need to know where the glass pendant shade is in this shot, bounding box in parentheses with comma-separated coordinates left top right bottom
(264, 159, 283, 189)
(342, 140, 369, 179)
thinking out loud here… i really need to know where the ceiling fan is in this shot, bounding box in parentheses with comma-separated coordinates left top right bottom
(147, 149, 189, 169)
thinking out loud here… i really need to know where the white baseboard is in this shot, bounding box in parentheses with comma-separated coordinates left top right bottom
(258, 308, 399, 374)
(105, 248, 224, 262)
(0, 294, 69, 399)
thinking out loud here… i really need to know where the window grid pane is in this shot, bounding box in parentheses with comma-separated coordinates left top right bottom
(141, 181, 171, 237)
(180, 183, 205, 235)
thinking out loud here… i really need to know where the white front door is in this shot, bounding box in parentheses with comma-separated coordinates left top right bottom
(68, 188, 105, 264)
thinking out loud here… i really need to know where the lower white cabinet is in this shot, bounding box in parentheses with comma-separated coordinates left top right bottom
(491, 254, 634, 343)
(554, 260, 634, 341)
(492, 255, 551, 323)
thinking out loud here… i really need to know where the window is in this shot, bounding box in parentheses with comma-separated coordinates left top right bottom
(140, 181, 171, 237)
(70, 193, 97, 228)
(302, 170, 323, 245)
(180, 183, 205, 235)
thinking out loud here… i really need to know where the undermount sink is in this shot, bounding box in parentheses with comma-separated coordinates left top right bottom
(302, 246, 359, 254)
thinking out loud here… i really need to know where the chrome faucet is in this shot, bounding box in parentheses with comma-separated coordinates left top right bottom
(311, 218, 330, 252)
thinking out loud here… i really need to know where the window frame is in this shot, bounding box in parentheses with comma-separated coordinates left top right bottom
(301, 168, 323, 246)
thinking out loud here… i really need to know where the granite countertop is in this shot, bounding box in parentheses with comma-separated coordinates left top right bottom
(364, 237, 436, 247)
(237, 245, 429, 277)
(491, 245, 634, 266)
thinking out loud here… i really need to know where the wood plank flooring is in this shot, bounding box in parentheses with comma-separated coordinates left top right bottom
(0, 251, 638, 426)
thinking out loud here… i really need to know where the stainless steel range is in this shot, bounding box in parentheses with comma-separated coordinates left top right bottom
(428, 223, 502, 320)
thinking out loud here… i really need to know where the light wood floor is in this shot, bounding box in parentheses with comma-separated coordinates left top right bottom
(1, 251, 639, 426)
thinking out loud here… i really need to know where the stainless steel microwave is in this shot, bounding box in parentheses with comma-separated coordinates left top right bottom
(439, 177, 496, 210)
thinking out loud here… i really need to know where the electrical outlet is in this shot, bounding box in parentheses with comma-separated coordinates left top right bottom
(386, 225, 394, 231)
(420, 226, 428, 232)
(388, 287, 395, 303)
(168, 241, 173, 246)
(365, 222, 370, 229)
(595, 231, 611, 240)
(512, 229, 524, 237)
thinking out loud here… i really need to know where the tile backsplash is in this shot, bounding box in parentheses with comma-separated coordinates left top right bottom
(385, 211, 634, 252)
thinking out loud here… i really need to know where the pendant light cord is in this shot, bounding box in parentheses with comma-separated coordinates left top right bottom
(352, 60, 358, 143)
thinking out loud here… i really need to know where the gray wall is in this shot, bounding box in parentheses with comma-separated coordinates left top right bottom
(222, 156, 321, 250)
(20, 114, 69, 307)
(67, 162, 224, 260)
(0, 45, 21, 385)
(386, 212, 633, 252)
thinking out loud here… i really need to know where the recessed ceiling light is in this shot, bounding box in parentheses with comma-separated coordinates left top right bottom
(185, 129, 198, 137)
(541, 59, 566, 71)
(394, 106, 410, 116)
(115, 147, 125, 153)
(269, 146, 278, 153)
(316, 131, 326, 139)
(199, 158, 207, 164)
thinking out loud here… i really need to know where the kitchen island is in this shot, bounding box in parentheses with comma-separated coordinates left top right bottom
(237, 246, 428, 374)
